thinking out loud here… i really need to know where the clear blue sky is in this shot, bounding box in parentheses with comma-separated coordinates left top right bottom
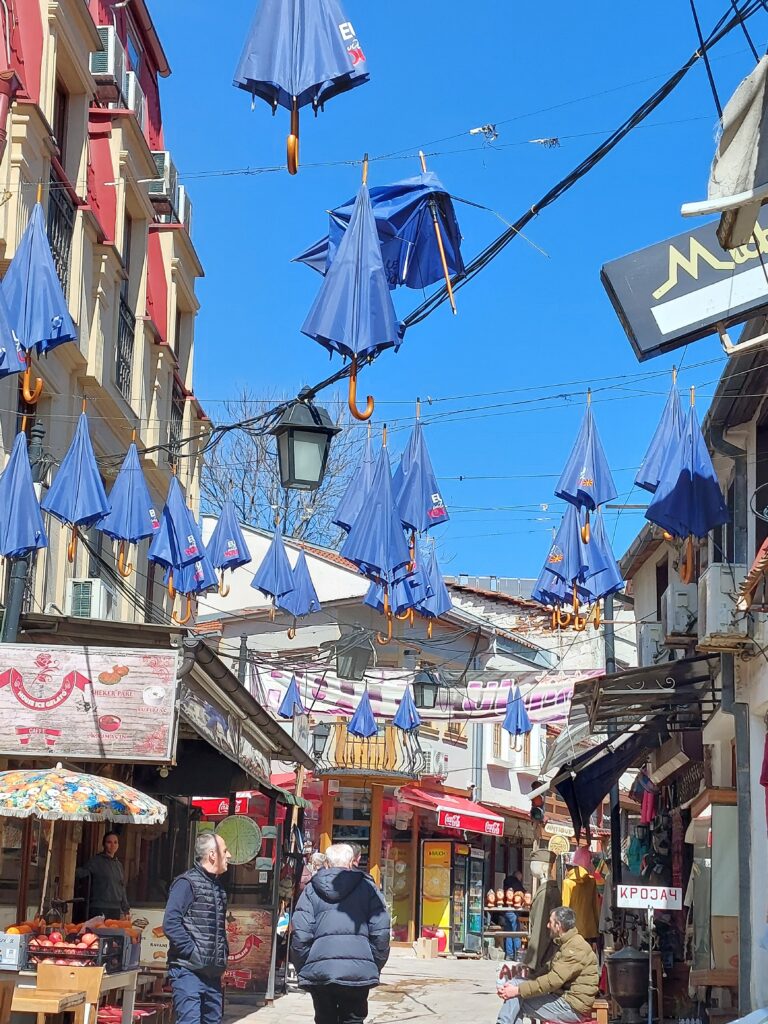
(150, 0, 766, 579)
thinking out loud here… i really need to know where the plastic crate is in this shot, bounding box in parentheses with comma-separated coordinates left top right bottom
(31, 935, 126, 974)
(0, 933, 30, 970)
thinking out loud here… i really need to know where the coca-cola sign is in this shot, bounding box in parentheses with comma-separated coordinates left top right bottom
(437, 809, 503, 836)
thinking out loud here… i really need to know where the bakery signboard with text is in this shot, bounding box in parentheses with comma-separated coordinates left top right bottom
(0, 644, 178, 761)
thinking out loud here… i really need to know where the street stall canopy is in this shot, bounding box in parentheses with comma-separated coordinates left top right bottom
(397, 784, 504, 836)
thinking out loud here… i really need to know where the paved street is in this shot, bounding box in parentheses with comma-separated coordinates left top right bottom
(225, 950, 502, 1023)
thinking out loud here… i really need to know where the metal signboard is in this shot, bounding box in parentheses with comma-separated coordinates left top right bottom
(601, 214, 768, 360)
(180, 677, 270, 783)
(0, 644, 178, 761)
(616, 884, 682, 911)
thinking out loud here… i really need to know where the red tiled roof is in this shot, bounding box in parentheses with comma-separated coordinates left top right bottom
(297, 541, 359, 572)
(448, 582, 542, 610)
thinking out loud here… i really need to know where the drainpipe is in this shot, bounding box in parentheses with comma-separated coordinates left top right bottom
(604, 594, 622, 885)
(709, 424, 747, 564)
(0, 70, 20, 166)
(472, 722, 484, 801)
(721, 652, 751, 1011)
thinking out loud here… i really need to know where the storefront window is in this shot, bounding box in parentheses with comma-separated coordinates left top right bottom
(690, 798, 738, 975)
(380, 789, 414, 943)
(331, 787, 372, 867)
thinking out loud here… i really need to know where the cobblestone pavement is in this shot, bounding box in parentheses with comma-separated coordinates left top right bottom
(224, 949, 503, 1024)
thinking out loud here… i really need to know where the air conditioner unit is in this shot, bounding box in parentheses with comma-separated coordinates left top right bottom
(148, 150, 178, 217)
(176, 185, 193, 236)
(638, 622, 664, 666)
(125, 71, 145, 131)
(661, 581, 697, 643)
(65, 578, 116, 620)
(90, 25, 127, 104)
(698, 562, 748, 649)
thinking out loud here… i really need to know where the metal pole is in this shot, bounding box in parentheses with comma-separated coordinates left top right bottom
(604, 594, 622, 885)
(2, 423, 45, 644)
(237, 633, 248, 684)
(647, 906, 654, 1024)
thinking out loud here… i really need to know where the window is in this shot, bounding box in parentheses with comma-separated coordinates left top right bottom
(126, 30, 142, 74)
(492, 723, 502, 759)
(52, 80, 68, 164)
(168, 382, 185, 462)
(47, 168, 76, 295)
(655, 558, 669, 624)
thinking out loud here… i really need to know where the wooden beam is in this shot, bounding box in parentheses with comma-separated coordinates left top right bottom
(368, 785, 383, 886)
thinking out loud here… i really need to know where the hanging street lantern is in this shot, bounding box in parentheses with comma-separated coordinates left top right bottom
(312, 722, 331, 759)
(412, 669, 441, 710)
(335, 633, 374, 681)
(270, 396, 340, 491)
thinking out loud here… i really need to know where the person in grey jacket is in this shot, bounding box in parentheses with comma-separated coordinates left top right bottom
(291, 843, 390, 1024)
(76, 832, 130, 919)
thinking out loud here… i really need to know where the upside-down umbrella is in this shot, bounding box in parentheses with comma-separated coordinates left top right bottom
(364, 564, 426, 617)
(555, 393, 616, 542)
(393, 416, 449, 541)
(295, 170, 464, 292)
(393, 685, 421, 732)
(646, 388, 729, 582)
(333, 429, 375, 533)
(635, 375, 684, 493)
(98, 443, 160, 578)
(233, 0, 369, 174)
(164, 544, 219, 613)
(0, 291, 25, 383)
(148, 477, 208, 623)
(278, 675, 306, 719)
(279, 550, 321, 636)
(348, 687, 377, 738)
(502, 685, 533, 745)
(0, 431, 47, 558)
(41, 411, 110, 563)
(414, 544, 452, 636)
(2, 201, 77, 404)
(207, 499, 252, 596)
(302, 169, 400, 421)
(581, 508, 624, 605)
(251, 525, 295, 608)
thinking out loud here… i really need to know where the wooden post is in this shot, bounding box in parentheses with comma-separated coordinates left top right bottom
(16, 820, 32, 923)
(319, 779, 333, 853)
(368, 785, 383, 886)
(407, 811, 420, 943)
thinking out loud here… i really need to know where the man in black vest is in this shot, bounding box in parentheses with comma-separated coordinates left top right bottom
(163, 832, 231, 1024)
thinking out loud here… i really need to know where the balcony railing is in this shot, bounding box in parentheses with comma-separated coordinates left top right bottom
(313, 722, 427, 779)
(168, 385, 184, 463)
(116, 295, 135, 402)
(47, 170, 76, 295)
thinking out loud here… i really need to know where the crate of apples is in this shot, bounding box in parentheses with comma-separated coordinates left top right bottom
(28, 930, 100, 966)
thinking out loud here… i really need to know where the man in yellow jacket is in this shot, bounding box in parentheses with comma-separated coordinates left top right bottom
(497, 907, 598, 1024)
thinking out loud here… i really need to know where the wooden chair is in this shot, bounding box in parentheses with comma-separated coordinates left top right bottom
(0, 978, 14, 1024)
(11, 984, 86, 1024)
(539, 997, 609, 1024)
(36, 964, 106, 1024)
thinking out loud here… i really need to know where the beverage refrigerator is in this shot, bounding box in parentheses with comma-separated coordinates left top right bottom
(420, 841, 485, 954)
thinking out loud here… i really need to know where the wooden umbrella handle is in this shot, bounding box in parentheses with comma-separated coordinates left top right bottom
(287, 99, 299, 175)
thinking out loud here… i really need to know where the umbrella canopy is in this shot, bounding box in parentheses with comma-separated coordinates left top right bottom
(635, 381, 684, 494)
(98, 443, 159, 543)
(415, 544, 452, 620)
(251, 526, 295, 601)
(543, 504, 604, 587)
(393, 686, 421, 732)
(233, 0, 368, 113)
(340, 446, 411, 582)
(0, 431, 47, 558)
(278, 676, 306, 719)
(165, 551, 219, 597)
(333, 431, 375, 533)
(502, 685, 533, 738)
(0, 764, 166, 823)
(531, 564, 573, 608)
(555, 403, 617, 513)
(207, 500, 252, 572)
(295, 171, 464, 290)
(580, 509, 624, 603)
(393, 420, 449, 534)
(364, 565, 426, 616)
(645, 403, 729, 539)
(148, 477, 205, 571)
(302, 182, 400, 364)
(278, 550, 321, 617)
(41, 413, 110, 529)
(2, 203, 77, 356)
(347, 688, 377, 738)
(0, 291, 25, 382)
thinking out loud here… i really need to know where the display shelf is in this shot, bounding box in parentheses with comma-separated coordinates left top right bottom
(484, 906, 530, 913)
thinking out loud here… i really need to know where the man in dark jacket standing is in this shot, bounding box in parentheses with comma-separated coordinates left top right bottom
(163, 833, 231, 1024)
(291, 842, 390, 1024)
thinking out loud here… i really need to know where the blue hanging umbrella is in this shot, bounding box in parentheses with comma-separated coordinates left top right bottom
(41, 411, 110, 563)
(393, 686, 421, 733)
(278, 550, 321, 633)
(2, 202, 77, 404)
(207, 499, 252, 595)
(0, 431, 47, 558)
(543, 504, 603, 588)
(233, 0, 369, 174)
(164, 548, 219, 600)
(98, 443, 160, 578)
(348, 687, 377, 738)
(0, 293, 25, 383)
(364, 565, 426, 616)
(393, 417, 449, 537)
(414, 544, 452, 634)
(251, 525, 295, 606)
(278, 675, 306, 719)
(502, 685, 533, 745)
(148, 477, 205, 575)
(333, 430, 375, 533)
(295, 171, 464, 290)
(302, 175, 400, 421)
(580, 508, 624, 604)
(555, 395, 617, 542)
(636, 378, 684, 494)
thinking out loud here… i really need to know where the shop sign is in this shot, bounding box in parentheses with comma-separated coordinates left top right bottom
(544, 821, 575, 838)
(0, 644, 178, 761)
(616, 884, 682, 910)
(437, 810, 503, 836)
(180, 677, 270, 783)
(548, 835, 570, 856)
(601, 213, 768, 361)
(191, 797, 250, 817)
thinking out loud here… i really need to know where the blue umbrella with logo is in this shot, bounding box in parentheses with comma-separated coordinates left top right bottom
(41, 410, 110, 564)
(278, 675, 306, 720)
(646, 388, 729, 583)
(2, 199, 77, 405)
(393, 414, 449, 534)
(0, 431, 47, 558)
(393, 686, 421, 733)
(302, 165, 401, 422)
(251, 524, 295, 613)
(636, 373, 684, 494)
(414, 543, 452, 636)
(364, 564, 426, 617)
(149, 477, 207, 622)
(580, 508, 624, 609)
(98, 443, 160, 579)
(555, 392, 617, 543)
(163, 544, 219, 623)
(207, 499, 252, 596)
(333, 427, 375, 534)
(348, 687, 378, 739)
(233, 0, 369, 174)
(278, 550, 321, 637)
(502, 685, 532, 748)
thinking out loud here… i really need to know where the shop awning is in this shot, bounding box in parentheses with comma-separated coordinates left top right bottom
(398, 785, 504, 836)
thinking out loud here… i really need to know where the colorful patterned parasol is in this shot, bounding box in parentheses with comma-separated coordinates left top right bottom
(0, 764, 166, 822)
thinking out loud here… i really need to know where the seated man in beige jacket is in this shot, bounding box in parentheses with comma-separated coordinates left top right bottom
(497, 907, 598, 1024)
